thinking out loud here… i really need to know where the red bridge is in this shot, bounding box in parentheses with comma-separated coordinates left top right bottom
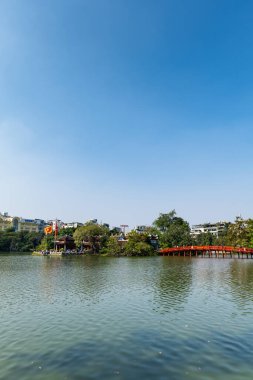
(159, 246, 253, 258)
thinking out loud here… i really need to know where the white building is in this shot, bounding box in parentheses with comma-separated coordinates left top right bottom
(47, 219, 64, 231)
(63, 222, 83, 229)
(191, 222, 227, 238)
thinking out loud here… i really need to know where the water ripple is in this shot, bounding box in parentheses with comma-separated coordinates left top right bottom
(0, 255, 253, 379)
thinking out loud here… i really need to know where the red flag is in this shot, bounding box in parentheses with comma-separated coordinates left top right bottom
(44, 226, 53, 235)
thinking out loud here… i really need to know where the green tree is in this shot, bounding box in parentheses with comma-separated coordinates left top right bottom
(0, 230, 43, 252)
(225, 217, 249, 246)
(37, 234, 54, 250)
(194, 232, 217, 246)
(153, 210, 191, 248)
(124, 231, 155, 256)
(73, 224, 110, 254)
(58, 227, 76, 237)
(247, 219, 253, 248)
(153, 210, 177, 232)
(109, 227, 121, 236)
(103, 236, 124, 256)
(125, 241, 155, 256)
(0, 231, 15, 251)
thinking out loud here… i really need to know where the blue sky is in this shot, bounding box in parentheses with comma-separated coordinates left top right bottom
(1, 0, 253, 227)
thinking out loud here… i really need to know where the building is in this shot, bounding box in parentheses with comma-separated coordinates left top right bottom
(34, 219, 47, 232)
(14, 218, 40, 233)
(47, 219, 64, 231)
(191, 222, 227, 238)
(55, 236, 76, 251)
(135, 225, 149, 233)
(63, 222, 83, 229)
(0, 212, 46, 233)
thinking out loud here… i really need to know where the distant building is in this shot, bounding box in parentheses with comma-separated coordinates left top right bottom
(149, 235, 159, 250)
(14, 218, 40, 233)
(111, 227, 121, 234)
(0, 212, 46, 233)
(63, 222, 83, 229)
(135, 225, 149, 233)
(86, 219, 98, 225)
(47, 219, 64, 231)
(55, 235, 76, 251)
(34, 219, 47, 232)
(191, 222, 227, 238)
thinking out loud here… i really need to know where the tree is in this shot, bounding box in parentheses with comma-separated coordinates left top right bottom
(247, 219, 253, 248)
(58, 227, 76, 237)
(153, 210, 177, 232)
(0, 230, 43, 252)
(125, 241, 155, 256)
(110, 227, 121, 236)
(216, 223, 230, 245)
(103, 236, 124, 256)
(153, 210, 191, 248)
(73, 224, 110, 254)
(225, 217, 249, 247)
(124, 231, 155, 256)
(194, 232, 217, 246)
(37, 234, 54, 250)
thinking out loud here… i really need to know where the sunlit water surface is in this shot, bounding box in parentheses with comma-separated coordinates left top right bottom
(0, 255, 253, 379)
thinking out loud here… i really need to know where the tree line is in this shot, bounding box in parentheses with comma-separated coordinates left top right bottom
(1, 211, 253, 255)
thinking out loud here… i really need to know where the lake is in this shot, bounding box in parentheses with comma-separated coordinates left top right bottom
(0, 255, 253, 379)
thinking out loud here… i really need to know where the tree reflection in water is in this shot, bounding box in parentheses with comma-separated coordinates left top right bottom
(229, 260, 253, 305)
(154, 257, 193, 313)
(40, 255, 114, 305)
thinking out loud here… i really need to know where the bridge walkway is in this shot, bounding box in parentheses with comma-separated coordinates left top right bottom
(159, 246, 253, 258)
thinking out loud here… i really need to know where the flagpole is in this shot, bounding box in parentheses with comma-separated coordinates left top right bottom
(54, 218, 58, 252)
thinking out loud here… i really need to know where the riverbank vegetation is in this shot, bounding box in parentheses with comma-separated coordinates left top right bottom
(1, 211, 253, 255)
(0, 229, 43, 252)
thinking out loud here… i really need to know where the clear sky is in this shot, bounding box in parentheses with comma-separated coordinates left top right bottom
(1, 0, 253, 227)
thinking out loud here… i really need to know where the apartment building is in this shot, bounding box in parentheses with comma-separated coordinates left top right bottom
(191, 222, 227, 238)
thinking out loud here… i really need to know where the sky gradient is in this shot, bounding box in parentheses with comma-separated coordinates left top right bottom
(1, 0, 253, 227)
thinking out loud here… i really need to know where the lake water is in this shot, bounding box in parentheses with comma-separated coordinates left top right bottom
(0, 255, 253, 380)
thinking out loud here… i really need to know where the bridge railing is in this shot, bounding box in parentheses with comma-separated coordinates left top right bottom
(159, 246, 253, 254)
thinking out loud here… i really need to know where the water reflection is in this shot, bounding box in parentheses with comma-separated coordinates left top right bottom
(1, 256, 253, 380)
(154, 257, 193, 313)
(39, 256, 116, 305)
(229, 260, 253, 305)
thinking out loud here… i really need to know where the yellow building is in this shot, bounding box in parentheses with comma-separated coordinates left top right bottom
(0, 213, 40, 233)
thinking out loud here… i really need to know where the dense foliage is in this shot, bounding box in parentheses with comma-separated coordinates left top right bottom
(37, 227, 76, 250)
(153, 210, 192, 248)
(103, 231, 156, 256)
(0, 230, 43, 252)
(73, 224, 110, 253)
